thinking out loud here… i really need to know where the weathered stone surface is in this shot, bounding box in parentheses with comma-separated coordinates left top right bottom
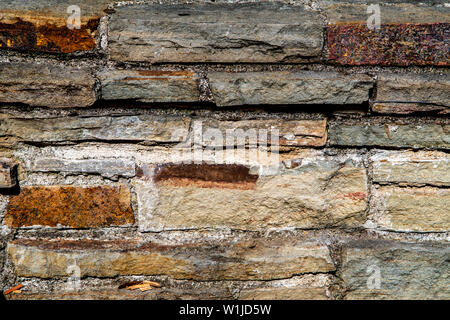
(7, 237, 335, 280)
(0, 0, 112, 53)
(372, 73, 449, 114)
(326, 3, 450, 66)
(134, 157, 367, 232)
(0, 158, 17, 188)
(0, 115, 190, 144)
(369, 186, 450, 233)
(193, 119, 327, 147)
(31, 158, 136, 179)
(99, 70, 200, 103)
(208, 71, 373, 106)
(239, 274, 332, 300)
(371, 150, 450, 186)
(340, 240, 450, 299)
(328, 120, 450, 149)
(4, 185, 134, 228)
(0, 63, 96, 108)
(108, 3, 323, 63)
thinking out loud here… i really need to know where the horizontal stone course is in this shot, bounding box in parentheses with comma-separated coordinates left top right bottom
(7, 237, 335, 280)
(369, 186, 450, 233)
(208, 71, 373, 106)
(4, 185, 134, 228)
(99, 70, 200, 103)
(0, 63, 96, 108)
(340, 240, 450, 299)
(108, 2, 323, 63)
(328, 120, 450, 149)
(372, 73, 449, 114)
(370, 150, 450, 187)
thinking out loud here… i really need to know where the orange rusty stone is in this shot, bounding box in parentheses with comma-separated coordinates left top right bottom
(0, 18, 98, 53)
(4, 185, 134, 228)
(327, 23, 449, 66)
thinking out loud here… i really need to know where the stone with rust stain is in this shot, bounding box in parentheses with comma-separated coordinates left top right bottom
(372, 73, 449, 114)
(193, 119, 327, 147)
(340, 240, 450, 299)
(326, 3, 450, 66)
(99, 70, 200, 103)
(0, 158, 17, 188)
(134, 157, 368, 232)
(369, 186, 450, 233)
(4, 185, 134, 228)
(0, 62, 96, 108)
(0, 0, 112, 53)
(208, 71, 373, 106)
(7, 237, 335, 280)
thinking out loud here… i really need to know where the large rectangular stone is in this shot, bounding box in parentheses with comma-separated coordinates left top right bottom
(370, 150, 450, 187)
(7, 237, 335, 280)
(134, 156, 368, 232)
(4, 185, 134, 228)
(108, 3, 323, 63)
(99, 70, 200, 103)
(328, 120, 450, 149)
(0, 63, 96, 108)
(326, 3, 450, 66)
(0, 115, 190, 144)
(193, 119, 327, 147)
(208, 71, 373, 106)
(369, 186, 450, 233)
(340, 240, 450, 299)
(0, 0, 111, 53)
(372, 73, 449, 114)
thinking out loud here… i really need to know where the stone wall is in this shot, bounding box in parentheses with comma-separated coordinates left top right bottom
(0, 0, 448, 300)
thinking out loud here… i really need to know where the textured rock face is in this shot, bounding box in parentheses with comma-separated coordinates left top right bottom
(326, 2, 450, 66)
(7, 237, 335, 280)
(0, 158, 17, 188)
(340, 241, 450, 299)
(329, 120, 450, 149)
(108, 3, 323, 63)
(208, 72, 373, 106)
(0, 63, 96, 108)
(370, 150, 450, 187)
(99, 70, 200, 103)
(370, 186, 450, 233)
(135, 158, 367, 232)
(372, 73, 450, 114)
(0, 115, 190, 144)
(4, 185, 134, 228)
(0, 0, 111, 53)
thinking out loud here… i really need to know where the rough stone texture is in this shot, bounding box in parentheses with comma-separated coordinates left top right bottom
(4, 185, 134, 228)
(340, 240, 450, 299)
(372, 73, 449, 114)
(99, 70, 200, 103)
(208, 71, 373, 106)
(328, 120, 450, 149)
(0, 63, 96, 108)
(326, 3, 450, 66)
(0, 158, 17, 188)
(369, 186, 450, 233)
(0, 115, 191, 145)
(7, 237, 335, 280)
(30, 158, 136, 179)
(370, 150, 450, 187)
(135, 157, 367, 232)
(0, 0, 112, 53)
(193, 119, 327, 147)
(108, 3, 323, 63)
